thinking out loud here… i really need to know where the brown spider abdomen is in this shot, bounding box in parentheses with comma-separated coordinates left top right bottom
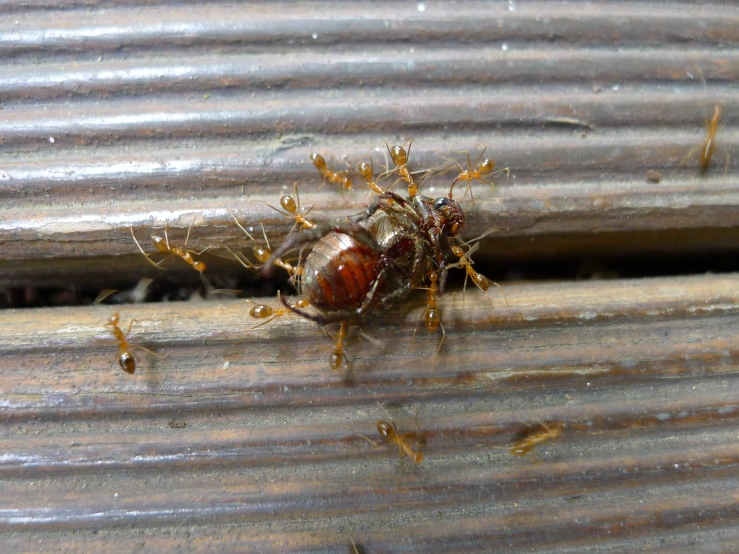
(301, 232, 380, 312)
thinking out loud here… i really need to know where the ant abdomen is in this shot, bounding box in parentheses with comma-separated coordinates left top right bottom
(249, 304, 274, 318)
(119, 351, 136, 374)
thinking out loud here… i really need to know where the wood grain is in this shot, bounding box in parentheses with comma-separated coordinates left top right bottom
(2, 275, 739, 551)
(2, 1, 739, 552)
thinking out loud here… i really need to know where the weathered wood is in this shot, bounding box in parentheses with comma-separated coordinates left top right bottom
(1, 275, 739, 551)
(2, 1, 739, 551)
(1, 3, 739, 284)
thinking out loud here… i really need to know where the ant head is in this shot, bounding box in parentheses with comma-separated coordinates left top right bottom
(377, 421, 393, 437)
(108, 313, 120, 325)
(480, 158, 495, 172)
(309, 153, 327, 170)
(329, 352, 343, 371)
(151, 235, 169, 253)
(389, 145, 409, 166)
(357, 160, 373, 180)
(118, 352, 136, 374)
(432, 196, 465, 236)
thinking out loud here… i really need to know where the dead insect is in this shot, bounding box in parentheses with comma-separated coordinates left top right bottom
(268, 149, 465, 321)
(258, 143, 504, 367)
(510, 421, 564, 456)
(103, 313, 158, 374)
(264, 147, 468, 366)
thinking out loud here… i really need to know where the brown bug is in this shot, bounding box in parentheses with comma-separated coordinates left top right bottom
(103, 313, 158, 374)
(266, 161, 465, 322)
(263, 146, 475, 366)
(510, 421, 564, 456)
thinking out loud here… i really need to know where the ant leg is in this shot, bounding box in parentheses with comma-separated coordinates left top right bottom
(125, 317, 137, 337)
(724, 150, 731, 177)
(163, 224, 171, 252)
(187, 245, 214, 257)
(279, 293, 354, 325)
(129, 344, 164, 359)
(130, 226, 170, 269)
(183, 216, 196, 249)
(671, 144, 701, 177)
(223, 245, 257, 269)
(489, 280, 510, 307)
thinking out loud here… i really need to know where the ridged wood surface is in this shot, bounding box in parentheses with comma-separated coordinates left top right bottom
(2, 1, 739, 552)
(1, 2, 738, 285)
(2, 275, 739, 552)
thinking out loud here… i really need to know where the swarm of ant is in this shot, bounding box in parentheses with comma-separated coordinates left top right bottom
(94, 142, 511, 465)
(254, 142, 508, 369)
(111, 142, 508, 373)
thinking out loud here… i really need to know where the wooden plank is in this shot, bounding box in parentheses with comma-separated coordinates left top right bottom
(1, 275, 739, 551)
(2, 1, 739, 551)
(1, 2, 738, 285)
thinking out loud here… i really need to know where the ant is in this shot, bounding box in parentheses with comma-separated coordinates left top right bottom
(448, 241, 509, 307)
(103, 313, 158, 374)
(227, 216, 302, 278)
(310, 153, 352, 191)
(417, 270, 445, 352)
(448, 147, 510, 200)
(357, 159, 386, 195)
(377, 420, 424, 464)
(328, 321, 349, 370)
(676, 104, 726, 175)
(131, 217, 209, 272)
(245, 292, 310, 330)
(267, 182, 316, 232)
(354, 398, 425, 464)
(387, 141, 420, 197)
(674, 68, 729, 175)
(700, 105, 722, 172)
(510, 421, 564, 457)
